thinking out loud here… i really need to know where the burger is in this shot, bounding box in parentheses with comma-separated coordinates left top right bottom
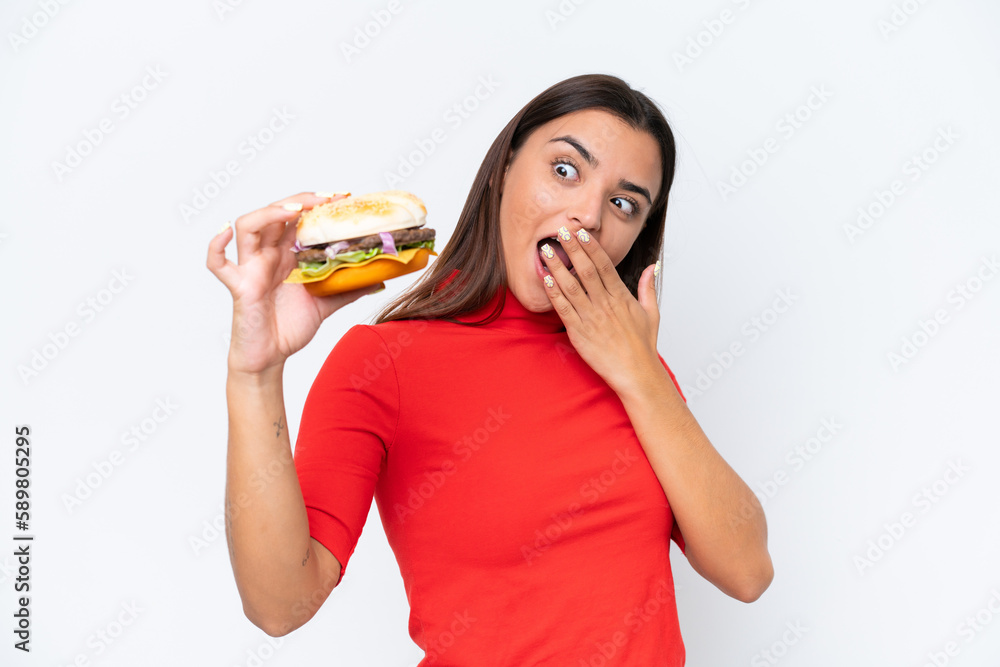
(283, 190, 437, 296)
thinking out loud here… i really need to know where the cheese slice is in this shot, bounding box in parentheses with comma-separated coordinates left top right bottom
(283, 247, 437, 284)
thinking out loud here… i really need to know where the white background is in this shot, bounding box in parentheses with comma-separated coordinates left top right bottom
(2, 0, 999, 665)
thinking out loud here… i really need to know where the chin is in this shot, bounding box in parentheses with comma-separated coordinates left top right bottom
(510, 266, 552, 312)
(522, 293, 554, 313)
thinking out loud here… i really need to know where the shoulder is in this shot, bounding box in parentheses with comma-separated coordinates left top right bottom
(327, 323, 385, 355)
(356, 317, 446, 347)
(325, 320, 435, 368)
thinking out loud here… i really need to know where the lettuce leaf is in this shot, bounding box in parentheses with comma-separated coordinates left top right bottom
(297, 239, 436, 278)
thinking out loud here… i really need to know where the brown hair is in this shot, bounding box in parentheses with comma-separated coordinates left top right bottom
(370, 72, 677, 327)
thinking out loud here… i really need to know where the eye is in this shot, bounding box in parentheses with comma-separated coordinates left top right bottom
(611, 196, 640, 218)
(551, 158, 579, 180)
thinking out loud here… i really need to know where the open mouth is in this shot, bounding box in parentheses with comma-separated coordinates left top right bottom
(536, 237, 574, 271)
(533, 238, 580, 285)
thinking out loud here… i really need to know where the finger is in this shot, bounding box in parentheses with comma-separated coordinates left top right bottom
(559, 225, 630, 302)
(314, 283, 384, 321)
(207, 222, 239, 292)
(643, 262, 662, 348)
(274, 191, 353, 279)
(551, 225, 599, 303)
(260, 191, 349, 248)
(276, 214, 304, 278)
(235, 192, 349, 264)
(639, 261, 661, 317)
(539, 238, 588, 308)
(539, 255, 583, 329)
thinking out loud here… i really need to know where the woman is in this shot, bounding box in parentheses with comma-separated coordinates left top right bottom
(207, 73, 772, 665)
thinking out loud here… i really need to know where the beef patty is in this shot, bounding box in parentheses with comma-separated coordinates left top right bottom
(296, 226, 436, 263)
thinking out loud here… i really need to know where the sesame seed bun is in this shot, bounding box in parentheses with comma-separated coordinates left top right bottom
(295, 190, 428, 246)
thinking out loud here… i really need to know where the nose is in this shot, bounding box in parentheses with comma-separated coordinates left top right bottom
(566, 189, 602, 233)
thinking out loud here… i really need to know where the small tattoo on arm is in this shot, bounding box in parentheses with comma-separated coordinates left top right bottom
(274, 415, 285, 438)
(302, 547, 310, 566)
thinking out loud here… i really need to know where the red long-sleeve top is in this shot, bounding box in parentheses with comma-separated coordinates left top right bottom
(294, 268, 687, 665)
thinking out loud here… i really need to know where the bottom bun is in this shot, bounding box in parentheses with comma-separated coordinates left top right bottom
(303, 248, 434, 297)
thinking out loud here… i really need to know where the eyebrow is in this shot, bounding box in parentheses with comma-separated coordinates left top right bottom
(548, 135, 653, 206)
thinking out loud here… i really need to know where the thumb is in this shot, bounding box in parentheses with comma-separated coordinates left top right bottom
(314, 282, 384, 320)
(638, 261, 660, 314)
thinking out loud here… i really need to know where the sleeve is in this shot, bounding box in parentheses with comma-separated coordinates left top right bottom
(293, 324, 399, 584)
(670, 519, 686, 555)
(656, 353, 686, 404)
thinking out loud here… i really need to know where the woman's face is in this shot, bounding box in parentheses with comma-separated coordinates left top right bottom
(497, 108, 662, 312)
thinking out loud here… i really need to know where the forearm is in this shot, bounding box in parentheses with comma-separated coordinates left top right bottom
(616, 363, 773, 602)
(225, 364, 334, 633)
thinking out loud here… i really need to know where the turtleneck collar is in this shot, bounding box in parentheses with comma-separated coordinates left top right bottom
(437, 268, 566, 335)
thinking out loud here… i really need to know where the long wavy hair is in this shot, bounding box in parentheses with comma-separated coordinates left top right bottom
(371, 73, 677, 327)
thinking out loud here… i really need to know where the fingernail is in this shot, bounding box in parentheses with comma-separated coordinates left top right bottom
(282, 202, 303, 211)
(544, 275, 554, 288)
(653, 260, 661, 277)
(576, 229, 590, 243)
(218, 220, 231, 235)
(369, 284, 386, 294)
(540, 243, 554, 259)
(557, 226, 572, 242)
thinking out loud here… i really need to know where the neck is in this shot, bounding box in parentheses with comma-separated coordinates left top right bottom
(438, 268, 565, 335)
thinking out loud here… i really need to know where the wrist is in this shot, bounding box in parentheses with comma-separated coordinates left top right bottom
(614, 360, 674, 405)
(227, 360, 285, 388)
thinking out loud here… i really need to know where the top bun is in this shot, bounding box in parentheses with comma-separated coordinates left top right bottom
(296, 190, 427, 246)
